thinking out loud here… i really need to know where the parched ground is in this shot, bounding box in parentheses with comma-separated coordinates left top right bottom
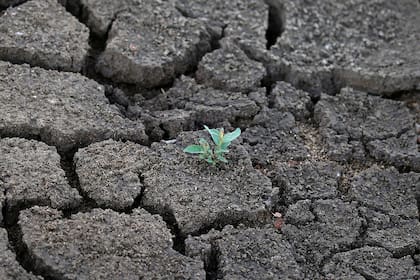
(0, 0, 419, 279)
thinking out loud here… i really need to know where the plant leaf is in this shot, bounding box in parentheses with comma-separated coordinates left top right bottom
(199, 138, 209, 146)
(204, 125, 221, 145)
(184, 145, 205, 154)
(223, 128, 241, 143)
(220, 141, 231, 151)
(216, 154, 228, 163)
(215, 146, 229, 154)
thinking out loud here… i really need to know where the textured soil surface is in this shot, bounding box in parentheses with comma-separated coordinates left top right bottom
(0, 0, 419, 279)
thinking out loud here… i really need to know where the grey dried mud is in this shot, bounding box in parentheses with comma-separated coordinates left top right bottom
(18, 206, 205, 279)
(0, 0, 419, 279)
(0, 61, 147, 153)
(268, 0, 420, 96)
(0, 228, 40, 280)
(0, 138, 81, 223)
(239, 82, 313, 170)
(95, 0, 213, 87)
(274, 160, 342, 205)
(282, 199, 364, 278)
(323, 246, 419, 279)
(315, 88, 419, 171)
(73, 132, 276, 236)
(127, 76, 263, 140)
(348, 166, 420, 257)
(186, 226, 304, 279)
(269, 81, 313, 121)
(0, 0, 89, 72)
(286, 166, 420, 279)
(241, 107, 310, 168)
(176, 0, 268, 54)
(78, 0, 128, 37)
(195, 40, 266, 93)
(74, 140, 150, 210)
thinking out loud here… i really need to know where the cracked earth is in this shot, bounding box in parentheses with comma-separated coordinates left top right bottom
(0, 0, 419, 279)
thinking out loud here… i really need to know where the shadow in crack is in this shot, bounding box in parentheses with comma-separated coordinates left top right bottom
(264, 0, 285, 49)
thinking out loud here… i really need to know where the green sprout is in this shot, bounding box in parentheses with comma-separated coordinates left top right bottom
(183, 125, 241, 165)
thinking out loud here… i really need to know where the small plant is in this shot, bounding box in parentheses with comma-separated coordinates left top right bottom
(184, 125, 241, 165)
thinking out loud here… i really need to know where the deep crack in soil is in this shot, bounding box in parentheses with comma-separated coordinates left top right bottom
(59, 150, 97, 216)
(4, 219, 58, 280)
(264, 0, 285, 49)
(139, 204, 187, 255)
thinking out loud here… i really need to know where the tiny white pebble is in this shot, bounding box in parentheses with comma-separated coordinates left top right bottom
(162, 139, 176, 144)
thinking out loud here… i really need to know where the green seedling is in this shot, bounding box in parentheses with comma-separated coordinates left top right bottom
(184, 125, 241, 165)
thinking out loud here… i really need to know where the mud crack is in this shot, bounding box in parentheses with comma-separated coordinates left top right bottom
(264, 0, 285, 49)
